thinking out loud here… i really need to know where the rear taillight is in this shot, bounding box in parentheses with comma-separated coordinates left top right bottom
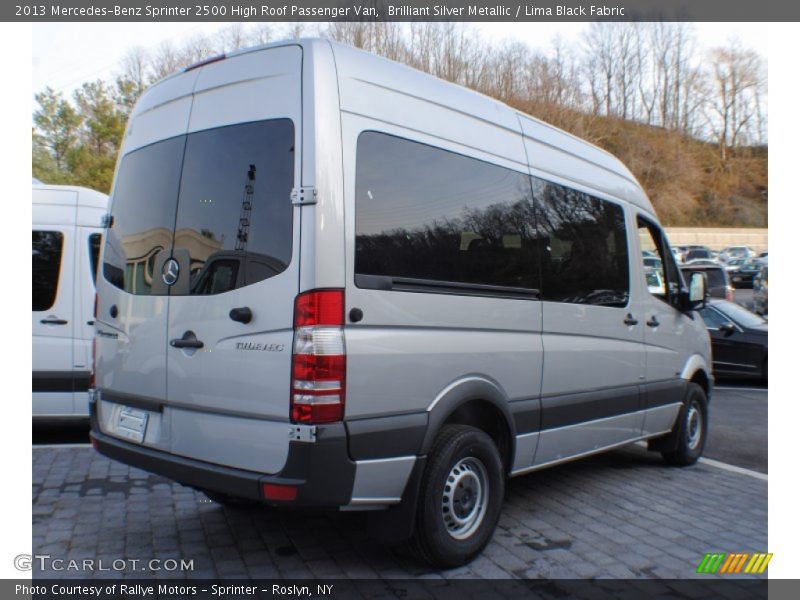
(726, 286, 735, 302)
(290, 290, 346, 424)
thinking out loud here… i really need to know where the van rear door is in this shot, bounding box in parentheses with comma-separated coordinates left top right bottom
(95, 70, 198, 416)
(164, 47, 302, 473)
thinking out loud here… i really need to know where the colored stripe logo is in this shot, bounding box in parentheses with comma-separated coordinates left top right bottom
(697, 552, 772, 574)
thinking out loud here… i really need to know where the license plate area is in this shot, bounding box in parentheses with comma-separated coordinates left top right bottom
(116, 407, 149, 443)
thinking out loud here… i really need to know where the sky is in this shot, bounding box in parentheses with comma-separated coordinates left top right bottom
(32, 22, 769, 98)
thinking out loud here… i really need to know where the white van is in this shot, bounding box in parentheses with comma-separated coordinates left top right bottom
(33, 183, 108, 419)
(91, 39, 712, 567)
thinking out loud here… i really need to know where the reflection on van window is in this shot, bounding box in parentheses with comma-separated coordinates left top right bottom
(354, 131, 632, 306)
(103, 119, 294, 296)
(531, 178, 629, 307)
(103, 135, 184, 295)
(174, 119, 294, 295)
(355, 132, 539, 292)
(33, 231, 63, 311)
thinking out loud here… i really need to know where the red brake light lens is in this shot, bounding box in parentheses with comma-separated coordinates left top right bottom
(291, 290, 346, 424)
(294, 290, 344, 327)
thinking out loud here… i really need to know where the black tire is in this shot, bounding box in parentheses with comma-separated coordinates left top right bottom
(662, 383, 708, 466)
(202, 490, 260, 509)
(409, 425, 504, 568)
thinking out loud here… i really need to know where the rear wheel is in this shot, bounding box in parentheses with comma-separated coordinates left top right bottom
(409, 425, 504, 568)
(662, 383, 708, 466)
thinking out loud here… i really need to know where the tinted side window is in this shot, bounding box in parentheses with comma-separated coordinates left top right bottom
(103, 136, 185, 295)
(88, 233, 101, 284)
(33, 231, 63, 311)
(175, 119, 294, 295)
(355, 132, 539, 294)
(533, 178, 629, 307)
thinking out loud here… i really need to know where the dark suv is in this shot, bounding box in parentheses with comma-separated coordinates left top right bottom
(681, 263, 734, 302)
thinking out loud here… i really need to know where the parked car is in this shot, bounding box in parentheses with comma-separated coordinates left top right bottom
(673, 245, 689, 263)
(684, 247, 714, 263)
(730, 259, 762, 288)
(33, 183, 108, 420)
(719, 246, 752, 263)
(699, 300, 767, 381)
(643, 256, 663, 271)
(89, 39, 714, 568)
(723, 258, 745, 273)
(753, 265, 768, 315)
(681, 263, 734, 302)
(684, 259, 718, 267)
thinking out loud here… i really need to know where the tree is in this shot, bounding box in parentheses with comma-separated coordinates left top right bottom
(707, 43, 765, 161)
(32, 87, 81, 174)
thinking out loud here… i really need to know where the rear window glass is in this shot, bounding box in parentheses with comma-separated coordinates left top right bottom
(176, 119, 294, 296)
(33, 231, 63, 311)
(103, 136, 184, 295)
(103, 119, 294, 296)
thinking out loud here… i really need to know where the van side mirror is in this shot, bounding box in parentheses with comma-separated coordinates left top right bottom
(678, 272, 706, 312)
(718, 322, 736, 336)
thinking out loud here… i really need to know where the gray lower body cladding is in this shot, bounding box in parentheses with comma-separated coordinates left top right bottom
(89, 401, 356, 506)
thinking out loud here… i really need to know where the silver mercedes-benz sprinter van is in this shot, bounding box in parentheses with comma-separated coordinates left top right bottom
(90, 39, 712, 567)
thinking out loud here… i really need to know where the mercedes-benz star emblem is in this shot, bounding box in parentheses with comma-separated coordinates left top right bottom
(162, 258, 180, 286)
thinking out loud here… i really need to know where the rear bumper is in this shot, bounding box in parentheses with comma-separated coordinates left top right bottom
(90, 403, 356, 507)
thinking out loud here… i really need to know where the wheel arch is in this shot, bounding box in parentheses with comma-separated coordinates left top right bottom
(422, 377, 516, 474)
(680, 354, 713, 401)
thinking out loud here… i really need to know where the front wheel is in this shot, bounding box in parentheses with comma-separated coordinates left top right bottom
(661, 383, 708, 466)
(409, 425, 504, 568)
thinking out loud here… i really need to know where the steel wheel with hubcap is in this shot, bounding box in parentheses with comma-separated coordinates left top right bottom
(442, 457, 489, 540)
(661, 382, 708, 466)
(410, 425, 504, 568)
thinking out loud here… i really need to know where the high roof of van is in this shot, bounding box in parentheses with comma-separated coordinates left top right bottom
(147, 37, 656, 216)
(32, 183, 109, 210)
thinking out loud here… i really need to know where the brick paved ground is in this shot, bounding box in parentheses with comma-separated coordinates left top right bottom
(31, 443, 767, 581)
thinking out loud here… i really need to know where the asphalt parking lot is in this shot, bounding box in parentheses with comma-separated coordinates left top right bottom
(32, 384, 767, 580)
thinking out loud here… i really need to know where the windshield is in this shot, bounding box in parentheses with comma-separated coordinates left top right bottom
(715, 300, 767, 328)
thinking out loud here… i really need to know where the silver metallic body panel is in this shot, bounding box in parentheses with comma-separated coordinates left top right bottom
(349, 456, 416, 506)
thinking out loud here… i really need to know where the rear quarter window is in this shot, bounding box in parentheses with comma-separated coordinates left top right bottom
(33, 231, 63, 311)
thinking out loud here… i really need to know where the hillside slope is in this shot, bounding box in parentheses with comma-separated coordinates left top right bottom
(511, 101, 768, 227)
